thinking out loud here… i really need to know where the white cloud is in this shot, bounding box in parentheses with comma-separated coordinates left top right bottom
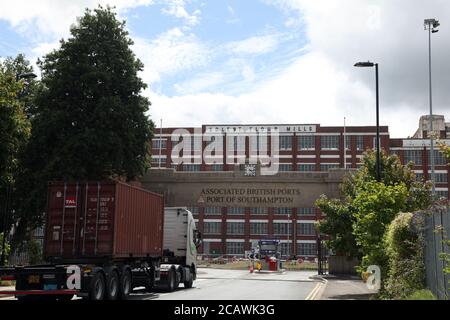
(227, 34, 280, 55)
(173, 72, 224, 94)
(149, 0, 450, 138)
(0, 0, 154, 39)
(262, 0, 450, 137)
(148, 52, 373, 129)
(161, 0, 201, 26)
(133, 28, 210, 87)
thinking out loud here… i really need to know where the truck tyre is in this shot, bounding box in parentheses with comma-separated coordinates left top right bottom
(106, 270, 120, 300)
(174, 270, 181, 289)
(89, 272, 106, 301)
(184, 275, 193, 289)
(166, 268, 176, 292)
(120, 270, 132, 299)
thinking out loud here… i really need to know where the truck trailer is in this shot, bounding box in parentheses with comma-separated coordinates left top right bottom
(0, 181, 202, 300)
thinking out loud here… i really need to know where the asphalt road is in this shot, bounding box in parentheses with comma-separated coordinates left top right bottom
(0, 268, 319, 301)
(130, 268, 318, 300)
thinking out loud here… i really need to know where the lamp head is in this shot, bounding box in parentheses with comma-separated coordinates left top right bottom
(354, 61, 375, 68)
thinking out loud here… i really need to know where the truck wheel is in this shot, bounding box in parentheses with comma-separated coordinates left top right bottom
(120, 270, 132, 299)
(90, 272, 106, 301)
(106, 271, 120, 300)
(166, 269, 176, 292)
(184, 276, 193, 289)
(174, 270, 181, 289)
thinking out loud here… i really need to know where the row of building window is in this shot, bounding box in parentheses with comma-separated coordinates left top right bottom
(223, 242, 317, 256)
(154, 163, 352, 172)
(415, 172, 448, 183)
(187, 207, 316, 215)
(152, 135, 376, 152)
(403, 150, 447, 166)
(202, 222, 316, 236)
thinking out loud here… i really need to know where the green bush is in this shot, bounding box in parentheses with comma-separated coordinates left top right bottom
(403, 289, 436, 300)
(383, 212, 426, 299)
(0, 232, 10, 264)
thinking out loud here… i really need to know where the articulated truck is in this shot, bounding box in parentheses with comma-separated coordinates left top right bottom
(0, 181, 202, 300)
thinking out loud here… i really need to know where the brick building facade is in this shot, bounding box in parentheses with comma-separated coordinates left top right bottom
(141, 115, 450, 259)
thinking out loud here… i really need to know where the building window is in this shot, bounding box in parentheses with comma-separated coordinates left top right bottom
(279, 164, 293, 172)
(227, 207, 245, 215)
(280, 243, 291, 257)
(226, 242, 244, 255)
(390, 150, 400, 157)
(372, 137, 381, 150)
(249, 135, 261, 154)
(429, 150, 446, 165)
(404, 150, 423, 165)
(273, 223, 292, 235)
(207, 135, 223, 152)
(152, 139, 167, 149)
(203, 222, 222, 235)
(250, 222, 268, 235)
(436, 190, 448, 199)
(435, 173, 448, 183)
(297, 243, 317, 256)
(356, 136, 364, 151)
(298, 136, 315, 150)
(298, 208, 315, 216)
(187, 207, 200, 214)
(297, 223, 316, 236)
(298, 164, 316, 172)
(279, 136, 293, 150)
(321, 136, 339, 150)
(182, 164, 201, 172)
(227, 222, 244, 235)
(208, 164, 223, 171)
(320, 164, 339, 171)
(204, 207, 222, 215)
(345, 136, 351, 150)
(250, 207, 268, 215)
(192, 136, 203, 151)
(273, 207, 292, 215)
(151, 158, 166, 167)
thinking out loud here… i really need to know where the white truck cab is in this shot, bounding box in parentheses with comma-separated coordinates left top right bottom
(160, 207, 202, 291)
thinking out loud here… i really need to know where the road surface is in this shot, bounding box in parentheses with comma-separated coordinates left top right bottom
(0, 268, 319, 301)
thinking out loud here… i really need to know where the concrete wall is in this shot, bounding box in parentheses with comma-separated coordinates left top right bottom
(140, 168, 351, 208)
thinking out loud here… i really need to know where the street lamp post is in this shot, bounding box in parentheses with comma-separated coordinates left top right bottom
(1, 72, 37, 266)
(424, 18, 439, 197)
(354, 61, 381, 182)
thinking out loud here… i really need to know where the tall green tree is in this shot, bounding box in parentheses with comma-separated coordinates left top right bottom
(14, 6, 154, 240)
(0, 60, 32, 234)
(317, 150, 431, 267)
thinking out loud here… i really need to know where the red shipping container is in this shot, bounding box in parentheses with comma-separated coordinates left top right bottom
(44, 181, 164, 261)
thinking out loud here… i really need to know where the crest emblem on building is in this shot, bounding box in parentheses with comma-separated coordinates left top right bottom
(244, 164, 256, 177)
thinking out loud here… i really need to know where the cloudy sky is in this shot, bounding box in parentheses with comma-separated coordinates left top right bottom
(0, 0, 449, 138)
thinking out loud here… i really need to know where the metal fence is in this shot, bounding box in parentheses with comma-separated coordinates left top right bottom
(423, 204, 450, 300)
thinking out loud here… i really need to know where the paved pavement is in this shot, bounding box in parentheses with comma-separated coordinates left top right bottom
(318, 275, 377, 300)
(0, 268, 319, 301)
